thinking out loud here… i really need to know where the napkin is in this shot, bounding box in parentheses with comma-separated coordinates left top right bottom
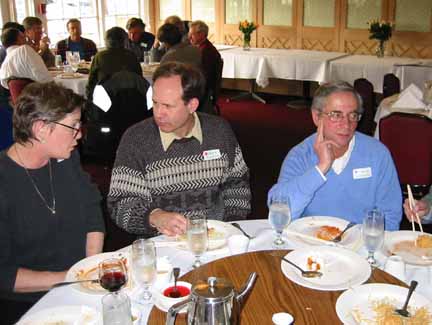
(392, 84, 425, 109)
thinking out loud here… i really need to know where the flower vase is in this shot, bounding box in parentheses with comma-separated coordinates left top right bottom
(243, 33, 251, 51)
(376, 40, 386, 58)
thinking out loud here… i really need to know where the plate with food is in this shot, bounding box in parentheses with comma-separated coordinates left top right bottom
(59, 72, 84, 79)
(281, 246, 371, 291)
(336, 283, 432, 325)
(383, 231, 432, 266)
(286, 216, 361, 250)
(17, 305, 102, 325)
(66, 252, 173, 295)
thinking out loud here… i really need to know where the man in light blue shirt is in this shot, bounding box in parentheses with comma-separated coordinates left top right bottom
(404, 190, 432, 224)
(268, 81, 402, 231)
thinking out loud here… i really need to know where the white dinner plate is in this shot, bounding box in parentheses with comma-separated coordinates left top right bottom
(383, 231, 432, 266)
(286, 216, 362, 250)
(281, 246, 371, 291)
(65, 251, 132, 295)
(153, 220, 242, 251)
(17, 305, 102, 325)
(66, 252, 173, 295)
(336, 283, 432, 325)
(59, 72, 84, 79)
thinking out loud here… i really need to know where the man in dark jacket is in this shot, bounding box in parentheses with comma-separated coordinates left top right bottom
(125, 17, 155, 62)
(56, 19, 97, 62)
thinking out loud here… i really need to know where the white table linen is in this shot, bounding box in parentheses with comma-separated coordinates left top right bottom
(220, 48, 348, 88)
(328, 55, 428, 93)
(394, 62, 432, 91)
(21, 219, 432, 324)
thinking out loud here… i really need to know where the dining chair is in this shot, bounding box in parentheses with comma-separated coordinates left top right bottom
(7, 78, 34, 105)
(383, 73, 400, 99)
(354, 78, 376, 136)
(379, 112, 432, 197)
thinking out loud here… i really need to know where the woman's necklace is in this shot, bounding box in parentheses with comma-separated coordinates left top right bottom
(14, 146, 56, 214)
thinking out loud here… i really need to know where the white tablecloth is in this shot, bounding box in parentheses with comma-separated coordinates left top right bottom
(54, 74, 88, 97)
(328, 55, 429, 93)
(220, 48, 348, 88)
(394, 63, 432, 91)
(21, 219, 432, 324)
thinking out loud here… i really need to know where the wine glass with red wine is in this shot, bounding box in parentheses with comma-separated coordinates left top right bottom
(98, 258, 128, 293)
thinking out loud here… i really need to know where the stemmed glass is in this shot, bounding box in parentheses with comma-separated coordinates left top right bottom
(69, 52, 80, 73)
(268, 196, 291, 247)
(362, 209, 385, 267)
(187, 214, 208, 268)
(98, 258, 128, 293)
(423, 81, 432, 112)
(131, 239, 157, 305)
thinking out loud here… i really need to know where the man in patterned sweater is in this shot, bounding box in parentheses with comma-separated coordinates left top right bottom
(108, 62, 251, 237)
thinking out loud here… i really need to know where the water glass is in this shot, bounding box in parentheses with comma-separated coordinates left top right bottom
(102, 291, 133, 325)
(70, 52, 80, 72)
(362, 209, 385, 267)
(268, 196, 291, 247)
(143, 51, 150, 65)
(54, 54, 63, 70)
(131, 239, 157, 305)
(187, 215, 208, 268)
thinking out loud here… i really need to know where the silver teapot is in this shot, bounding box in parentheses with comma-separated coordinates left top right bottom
(166, 272, 257, 325)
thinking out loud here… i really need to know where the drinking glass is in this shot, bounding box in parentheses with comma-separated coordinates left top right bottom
(143, 51, 150, 65)
(423, 81, 432, 112)
(187, 215, 208, 268)
(131, 239, 157, 305)
(362, 209, 385, 267)
(102, 291, 133, 325)
(70, 52, 80, 72)
(98, 258, 128, 293)
(268, 196, 291, 247)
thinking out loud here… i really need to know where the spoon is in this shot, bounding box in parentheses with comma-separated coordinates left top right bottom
(280, 257, 322, 278)
(394, 280, 418, 318)
(232, 222, 254, 239)
(331, 222, 356, 243)
(169, 267, 181, 298)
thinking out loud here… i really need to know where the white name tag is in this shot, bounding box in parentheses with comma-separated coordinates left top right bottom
(203, 149, 221, 161)
(353, 167, 372, 179)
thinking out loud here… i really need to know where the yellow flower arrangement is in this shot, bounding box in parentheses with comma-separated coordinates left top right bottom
(239, 20, 258, 50)
(367, 19, 393, 42)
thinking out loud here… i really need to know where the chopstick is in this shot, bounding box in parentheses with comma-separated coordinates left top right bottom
(407, 185, 424, 234)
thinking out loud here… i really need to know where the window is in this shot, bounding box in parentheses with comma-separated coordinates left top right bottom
(14, 0, 30, 23)
(46, 0, 99, 45)
(104, 0, 140, 31)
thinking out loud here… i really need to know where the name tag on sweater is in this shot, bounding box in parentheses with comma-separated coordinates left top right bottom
(353, 167, 372, 179)
(203, 149, 221, 161)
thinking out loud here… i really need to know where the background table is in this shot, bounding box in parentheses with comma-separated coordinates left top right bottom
(328, 55, 431, 93)
(220, 48, 348, 88)
(148, 250, 404, 324)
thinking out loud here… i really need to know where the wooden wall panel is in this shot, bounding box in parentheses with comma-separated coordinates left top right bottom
(150, 0, 432, 59)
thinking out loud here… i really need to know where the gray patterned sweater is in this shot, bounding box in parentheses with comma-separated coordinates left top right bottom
(108, 113, 251, 236)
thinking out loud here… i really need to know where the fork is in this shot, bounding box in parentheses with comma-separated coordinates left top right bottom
(331, 222, 356, 243)
(394, 280, 418, 318)
(231, 222, 254, 239)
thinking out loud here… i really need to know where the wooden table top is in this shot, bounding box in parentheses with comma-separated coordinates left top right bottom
(148, 250, 405, 324)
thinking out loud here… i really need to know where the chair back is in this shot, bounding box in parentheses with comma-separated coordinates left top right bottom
(354, 78, 376, 136)
(8, 78, 34, 105)
(379, 112, 432, 190)
(383, 73, 400, 99)
(81, 71, 151, 162)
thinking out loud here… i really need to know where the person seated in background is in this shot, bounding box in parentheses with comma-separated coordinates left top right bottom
(0, 27, 52, 89)
(125, 17, 155, 62)
(0, 82, 105, 324)
(157, 23, 201, 68)
(0, 22, 25, 67)
(86, 26, 142, 101)
(22, 16, 55, 67)
(404, 189, 432, 224)
(268, 81, 402, 231)
(151, 15, 189, 62)
(55, 18, 97, 62)
(189, 20, 222, 113)
(108, 62, 251, 237)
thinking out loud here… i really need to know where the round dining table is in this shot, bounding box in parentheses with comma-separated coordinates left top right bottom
(148, 250, 405, 324)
